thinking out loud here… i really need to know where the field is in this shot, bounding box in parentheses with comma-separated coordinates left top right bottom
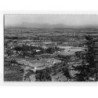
(4, 27, 98, 81)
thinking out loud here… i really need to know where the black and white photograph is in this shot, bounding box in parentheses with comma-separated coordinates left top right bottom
(4, 14, 98, 82)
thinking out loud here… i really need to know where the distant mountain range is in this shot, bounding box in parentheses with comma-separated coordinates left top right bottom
(5, 23, 98, 31)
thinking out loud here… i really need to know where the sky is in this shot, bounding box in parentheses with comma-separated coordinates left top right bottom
(4, 14, 98, 28)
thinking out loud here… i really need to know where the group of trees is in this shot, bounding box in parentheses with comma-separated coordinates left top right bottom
(73, 35, 96, 81)
(13, 44, 60, 57)
(35, 68, 51, 81)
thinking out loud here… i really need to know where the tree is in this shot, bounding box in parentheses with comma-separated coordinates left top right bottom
(74, 35, 96, 81)
(35, 68, 51, 81)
